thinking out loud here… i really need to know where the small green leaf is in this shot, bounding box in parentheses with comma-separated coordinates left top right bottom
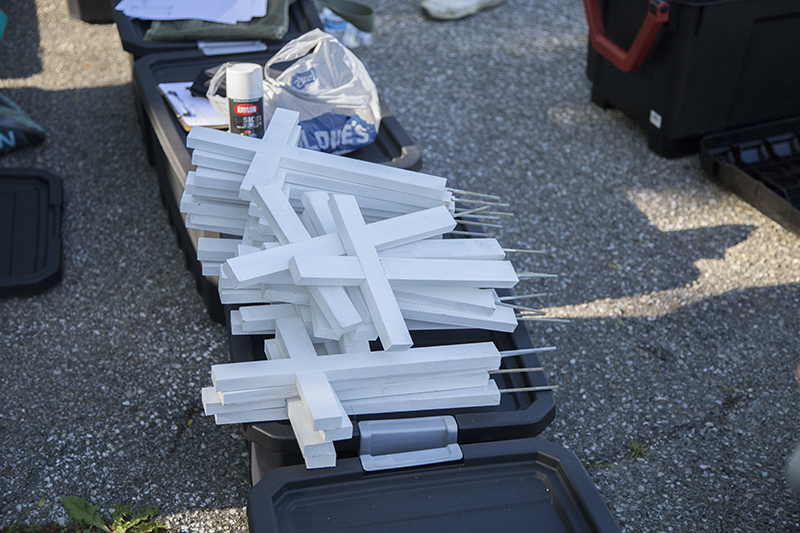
(111, 503, 131, 526)
(38, 499, 46, 507)
(628, 441, 648, 460)
(128, 521, 168, 533)
(61, 496, 110, 532)
(132, 507, 161, 523)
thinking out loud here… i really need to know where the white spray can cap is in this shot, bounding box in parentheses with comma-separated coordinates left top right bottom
(226, 63, 263, 99)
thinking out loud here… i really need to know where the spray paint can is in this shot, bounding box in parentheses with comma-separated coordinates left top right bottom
(227, 63, 264, 138)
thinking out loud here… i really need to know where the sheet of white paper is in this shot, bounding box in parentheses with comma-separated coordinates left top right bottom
(116, 0, 268, 24)
(253, 0, 267, 17)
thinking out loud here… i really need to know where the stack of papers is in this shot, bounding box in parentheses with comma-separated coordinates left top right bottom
(115, 0, 268, 24)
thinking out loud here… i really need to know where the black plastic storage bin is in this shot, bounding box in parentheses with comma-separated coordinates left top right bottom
(0, 168, 63, 298)
(229, 310, 556, 484)
(132, 49, 423, 323)
(247, 437, 620, 533)
(700, 115, 800, 236)
(68, 0, 114, 23)
(111, 0, 322, 60)
(585, 0, 800, 158)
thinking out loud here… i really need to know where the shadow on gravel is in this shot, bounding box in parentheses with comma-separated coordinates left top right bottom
(0, 2, 43, 79)
(549, 281, 800, 458)
(0, 84, 144, 170)
(547, 281, 800, 532)
(551, 195, 754, 306)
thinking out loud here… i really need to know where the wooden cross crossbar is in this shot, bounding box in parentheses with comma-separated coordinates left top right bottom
(251, 182, 363, 337)
(287, 255, 519, 288)
(185, 110, 448, 207)
(220, 205, 457, 288)
(216, 371, 490, 406)
(206, 383, 501, 422)
(211, 341, 501, 392)
(186, 123, 447, 199)
(190, 151, 450, 224)
(328, 194, 412, 351)
(183, 110, 453, 241)
(204, 341, 502, 422)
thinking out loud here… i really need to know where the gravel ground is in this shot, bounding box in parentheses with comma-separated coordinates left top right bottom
(2, 1, 800, 532)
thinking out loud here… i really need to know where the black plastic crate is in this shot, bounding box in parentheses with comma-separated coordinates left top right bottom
(111, 0, 322, 60)
(247, 437, 619, 533)
(231, 308, 556, 482)
(700, 116, 800, 237)
(0, 168, 63, 298)
(585, 0, 800, 158)
(132, 49, 423, 323)
(68, 0, 114, 23)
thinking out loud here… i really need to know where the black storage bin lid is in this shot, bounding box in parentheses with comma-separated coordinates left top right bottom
(247, 437, 620, 533)
(0, 168, 63, 297)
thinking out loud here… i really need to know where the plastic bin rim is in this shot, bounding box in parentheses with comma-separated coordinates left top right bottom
(670, 0, 749, 6)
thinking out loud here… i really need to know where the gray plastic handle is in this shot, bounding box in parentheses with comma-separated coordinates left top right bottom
(358, 416, 462, 472)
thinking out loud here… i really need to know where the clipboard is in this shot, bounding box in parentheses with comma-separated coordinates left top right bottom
(158, 82, 228, 132)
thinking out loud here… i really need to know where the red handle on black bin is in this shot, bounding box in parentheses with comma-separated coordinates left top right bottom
(583, 0, 670, 72)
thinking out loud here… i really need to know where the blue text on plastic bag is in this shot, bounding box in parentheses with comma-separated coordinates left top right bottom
(298, 112, 376, 154)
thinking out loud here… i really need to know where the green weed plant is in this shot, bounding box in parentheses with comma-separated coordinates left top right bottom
(60, 497, 167, 533)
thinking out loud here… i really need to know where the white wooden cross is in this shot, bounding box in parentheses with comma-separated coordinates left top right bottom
(186, 116, 449, 207)
(190, 109, 559, 471)
(182, 109, 456, 240)
(202, 310, 503, 468)
(223, 193, 521, 350)
(221, 205, 455, 287)
(251, 181, 363, 338)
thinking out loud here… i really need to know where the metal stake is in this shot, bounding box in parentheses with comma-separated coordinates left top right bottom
(447, 188, 503, 201)
(517, 272, 558, 280)
(500, 385, 559, 393)
(461, 221, 504, 229)
(498, 293, 547, 301)
(516, 316, 571, 323)
(449, 230, 489, 237)
(455, 198, 511, 208)
(490, 366, 544, 374)
(500, 347, 557, 357)
(498, 302, 546, 315)
(503, 248, 545, 254)
(477, 210, 515, 218)
(453, 205, 491, 217)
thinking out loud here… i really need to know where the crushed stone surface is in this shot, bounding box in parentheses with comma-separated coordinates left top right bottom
(2, 1, 799, 531)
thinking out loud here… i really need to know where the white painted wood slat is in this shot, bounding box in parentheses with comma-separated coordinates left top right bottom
(209, 381, 501, 425)
(328, 194, 411, 352)
(221, 205, 455, 288)
(211, 341, 501, 392)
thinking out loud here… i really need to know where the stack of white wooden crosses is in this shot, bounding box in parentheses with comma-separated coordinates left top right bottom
(183, 108, 548, 468)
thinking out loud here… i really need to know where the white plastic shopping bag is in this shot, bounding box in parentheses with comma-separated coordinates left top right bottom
(207, 29, 381, 154)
